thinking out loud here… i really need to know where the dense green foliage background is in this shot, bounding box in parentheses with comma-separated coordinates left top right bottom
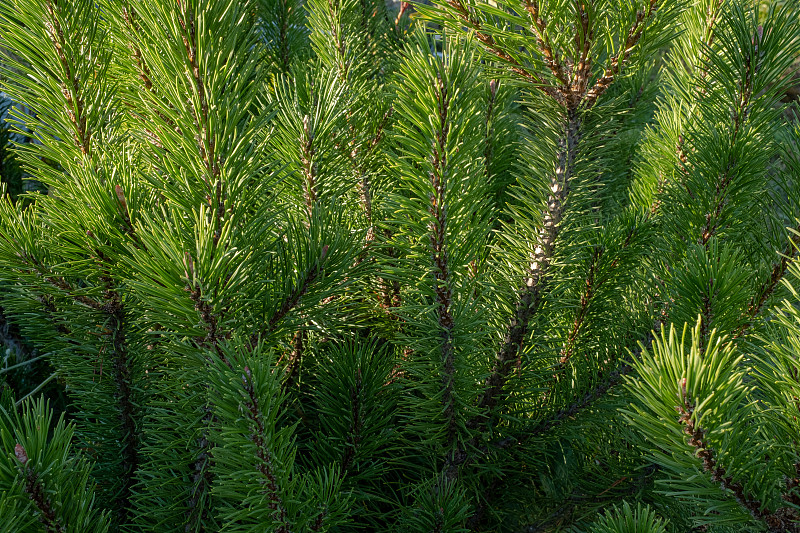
(0, 0, 799, 531)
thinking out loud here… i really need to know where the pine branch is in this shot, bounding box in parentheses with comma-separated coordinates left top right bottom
(189, 282, 231, 356)
(428, 71, 458, 460)
(559, 245, 602, 365)
(697, 276, 714, 351)
(35, 295, 72, 336)
(43, 0, 91, 157)
(15, 444, 66, 533)
(14, 456, 66, 533)
(443, 0, 560, 101)
(251, 244, 329, 347)
(121, 5, 154, 92)
(281, 329, 306, 391)
(326, 0, 349, 78)
(698, 0, 725, 80)
(478, 109, 582, 414)
(186, 283, 232, 531)
(486, 322, 658, 453)
(464, 331, 663, 533)
(466, 359, 653, 531)
(119, 4, 183, 139)
(568, 0, 594, 99)
(186, 407, 214, 532)
(108, 305, 138, 523)
(21, 253, 105, 311)
(475, 0, 667, 419)
(583, 0, 660, 109)
(83, 242, 142, 523)
(352, 107, 392, 243)
(394, 1, 410, 27)
(4, 0, 799, 528)
(698, 51, 758, 248)
(0, 401, 110, 531)
(309, 508, 329, 532)
(176, 4, 225, 247)
(241, 366, 293, 533)
(735, 225, 800, 338)
(521, 0, 569, 91)
(697, 122, 752, 248)
(301, 115, 319, 219)
(340, 368, 363, 474)
(502, 359, 633, 448)
(667, 0, 725, 195)
(677, 379, 800, 532)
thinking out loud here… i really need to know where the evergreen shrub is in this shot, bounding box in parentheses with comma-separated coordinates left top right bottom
(0, 0, 799, 531)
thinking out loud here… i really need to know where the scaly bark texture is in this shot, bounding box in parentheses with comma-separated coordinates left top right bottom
(427, 72, 459, 477)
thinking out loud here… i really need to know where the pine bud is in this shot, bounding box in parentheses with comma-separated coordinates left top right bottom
(14, 443, 28, 464)
(184, 252, 194, 279)
(115, 184, 128, 212)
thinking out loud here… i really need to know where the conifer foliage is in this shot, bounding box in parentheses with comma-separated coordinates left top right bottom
(0, 0, 798, 531)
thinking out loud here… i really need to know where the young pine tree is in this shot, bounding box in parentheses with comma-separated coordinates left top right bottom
(0, 0, 798, 531)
